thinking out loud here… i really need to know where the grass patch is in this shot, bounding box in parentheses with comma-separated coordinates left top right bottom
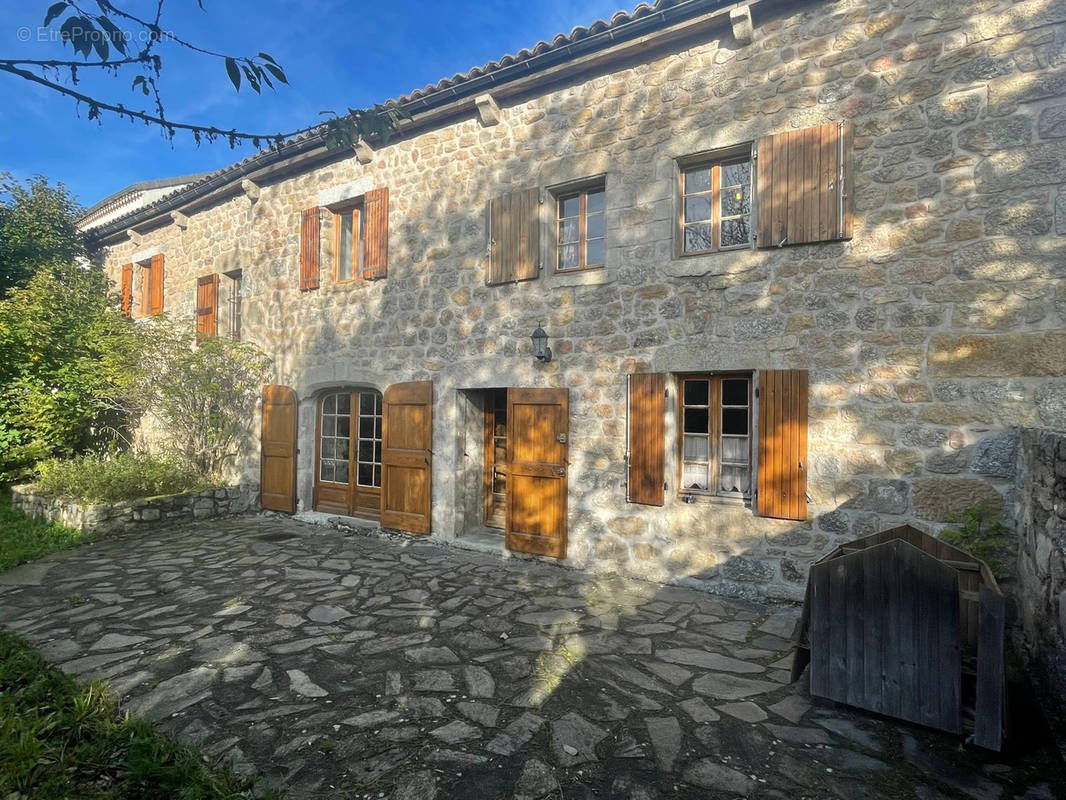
(34, 452, 214, 504)
(0, 491, 85, 573)
(0, 629, 278, 799)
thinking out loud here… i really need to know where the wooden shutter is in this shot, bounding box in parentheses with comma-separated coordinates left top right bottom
(261, 385, 298, 513)
(487, 187, 541, 285)
(120, 263, 133, 317)
(300, 207, 321, 290)
(756, 121, 852, 247)
(506, 388, 569, 558)
(381, 381, 433, 534)
(363, 187, 389, 279)
(627, 373, 666, 506)
(756, 369, 808, 521)
(147, 254, 165, 315)
(195, 274, 219, 339)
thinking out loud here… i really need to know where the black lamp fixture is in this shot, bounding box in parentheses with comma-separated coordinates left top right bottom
(530, 324, 552, 363)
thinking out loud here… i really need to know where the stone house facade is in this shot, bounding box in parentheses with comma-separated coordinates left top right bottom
(86, 0, 1066, 600)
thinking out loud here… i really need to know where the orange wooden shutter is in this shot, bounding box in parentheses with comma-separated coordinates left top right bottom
(261, 385, 298, 513)
(627, 373, 666, 506)
(756, 122, 852, 247)
(148, 254, 165, 315)
(506, 387, 569, 558)
(363, 187, 389, 279)
(756, 369, 808, 521)
(195, 274, 219, 339)
(300, 207, 321, 290)
(487, 187, 541, 285)
(380, 381, 433, 534)
(120, 263, 133, 317)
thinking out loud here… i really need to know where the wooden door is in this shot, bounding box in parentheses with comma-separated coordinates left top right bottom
(483, 389, 507, 528)
(381, 381, 433, 534)
(261, 385, 297, 513)
(506, 388, 568, 558)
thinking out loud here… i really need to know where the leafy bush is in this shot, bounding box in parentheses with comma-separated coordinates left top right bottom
(940, 503, 1014, 581)
(0, 630, 278, 799)
(35, 452, 213, 503)
(0, 491, 84, 573)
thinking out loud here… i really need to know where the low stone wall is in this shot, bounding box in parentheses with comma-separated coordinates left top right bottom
(10, 483, 259, 535)
(1013, 429, 1066, 747)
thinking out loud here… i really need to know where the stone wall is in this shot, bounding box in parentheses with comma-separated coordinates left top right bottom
(95, 0, 1066, 599)
(10, 484, 259, 535)
(1014, 428, 1066, 742)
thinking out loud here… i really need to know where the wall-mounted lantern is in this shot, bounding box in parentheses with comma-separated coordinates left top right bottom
(530, 325, 552, 363)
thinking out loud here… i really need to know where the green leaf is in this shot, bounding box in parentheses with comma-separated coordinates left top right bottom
(264, 63, 287, 85)
(224, 57, 241, 91)
(43, 1, 68, 27)
(96, 15, 126, 56)
(257, 52, 278, 65)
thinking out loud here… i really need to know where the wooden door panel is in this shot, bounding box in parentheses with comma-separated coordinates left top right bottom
(381, 381, 433, 534)
(506, 388, 568, 559)
(261, 385, 297, 513)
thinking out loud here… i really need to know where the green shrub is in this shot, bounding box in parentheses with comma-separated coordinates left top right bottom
(35, 452, 213, 503)
(0, 629, 278, 799)
(0, 492, 84, 573)
(940, 503, 1014, 581)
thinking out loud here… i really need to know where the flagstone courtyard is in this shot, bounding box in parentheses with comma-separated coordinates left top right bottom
(0, 515, 1061, 799)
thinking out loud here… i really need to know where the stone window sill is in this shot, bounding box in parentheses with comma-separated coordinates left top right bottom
(545, 267, 616, 288)
(663, 247, 761, 279)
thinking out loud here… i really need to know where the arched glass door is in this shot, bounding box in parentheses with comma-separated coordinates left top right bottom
(314, 389, 382, 518)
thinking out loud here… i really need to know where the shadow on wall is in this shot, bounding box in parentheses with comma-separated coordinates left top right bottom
(219, 0, 1062, 602)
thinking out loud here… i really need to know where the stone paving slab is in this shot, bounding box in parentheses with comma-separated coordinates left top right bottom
(1, 514, 1063, 799)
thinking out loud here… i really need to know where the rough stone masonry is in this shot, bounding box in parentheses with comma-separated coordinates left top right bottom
(92, 0, 1066, 600)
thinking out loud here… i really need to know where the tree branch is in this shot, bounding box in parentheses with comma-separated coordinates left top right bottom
(0, 62, 320, 146)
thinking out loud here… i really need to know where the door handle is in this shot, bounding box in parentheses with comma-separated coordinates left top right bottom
(555, 467, 566, 477)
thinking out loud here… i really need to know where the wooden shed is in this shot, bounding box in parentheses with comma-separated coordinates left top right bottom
(791, 524, 1006, 751)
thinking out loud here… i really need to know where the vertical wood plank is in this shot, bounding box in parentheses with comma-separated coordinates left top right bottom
(827, 559, 849, 704)
(898, 544, 920, 725)
(883, 540, 902, 718)
(938, 563, 962, 734)
(862, 545, 885, 714)
(974, 587, 1006, 750)
(809, 561, 830, 699)
(628, 373, 666, 506)
(773, 132, 788, 246)
(363, 187, 389, 279)
(918, 552, 939, 728)
(841, 121, 854, 240)
(844, 545, 865, 708)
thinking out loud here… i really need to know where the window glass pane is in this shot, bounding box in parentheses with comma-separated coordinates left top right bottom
(721, 379, 748, 406)
(359, 417, 375, 439)
(320, 462, 334, 482)
(558, 218, 579, 244)
(335, 461, 349, 484)
(559, 244, 580, 270)
(720, 465, 749, 495)
(586, 211, 605, 240)
(586, 189, 605, 214)
(721, 160, 750, 188)
(320, 439, 334, 460)
(684, 380, 709, 406)
(721, 185, 751, 218)
(722, 408, 749, 436)
(375, 394, 382, 413)
(356, 208, 365, 277)
(720, 217, 750, 248)
(322, 416, 336, 436)
(721, 435, 749, 464)
(684, 194, 712, 224)
(338, 213, 353, 281)
(360, 392, 374, 414)
(337, 438, 350, 459)
(358, 440, 374, 463)
(682, 462, 710, 491)
(337, 394, 351, 414)
(375, 418, 382, 438)
(684, 223, 713, 253)
(337, 416, 351, 437)
(323, 394, 336, 415)
(684, 167, 711, 194)
(358, 463, 373, 486)
(585, 238, 605, 267)
(683, 434, 710, 462)
(684, 407, 709, 434)
(374, 442, 382, 463)
(560, 195, 580, 218)
(374, 465, 381, 487)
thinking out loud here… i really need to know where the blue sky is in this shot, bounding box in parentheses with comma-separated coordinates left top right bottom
(1, 0, 623, 208)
